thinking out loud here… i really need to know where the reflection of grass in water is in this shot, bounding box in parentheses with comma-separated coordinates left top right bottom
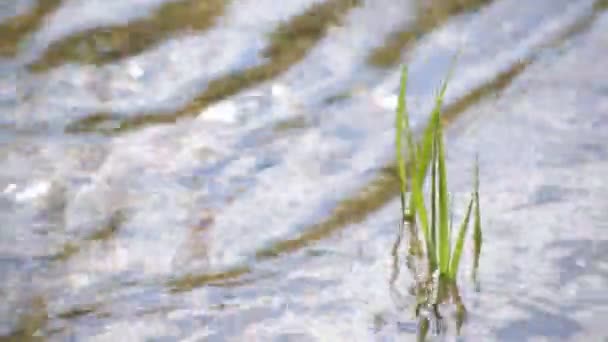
(394, 64, 482, 338)
(66, 0, 362, 134)
(368, 0, 489, 68)
(0, 0, 63, 57)
(28, 0, 227, 71)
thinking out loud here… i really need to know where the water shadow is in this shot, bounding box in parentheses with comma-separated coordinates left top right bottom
(0, 0, 63, 57)
(0, 296, 48, 342)
(50, 209, 126, 262)
(367, 0, 490, 68)
(65, 0, 362, 134)
(28, 0, 226, 72)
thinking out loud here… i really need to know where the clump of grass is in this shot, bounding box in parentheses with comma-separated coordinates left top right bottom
(395, 64, 481, 283)
(394, 65, 483, 339)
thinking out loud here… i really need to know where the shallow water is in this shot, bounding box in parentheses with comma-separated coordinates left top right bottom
(1, 0, 607, 340)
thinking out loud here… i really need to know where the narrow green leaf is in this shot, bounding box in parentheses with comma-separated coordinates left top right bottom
(395, 65, 408, 221)
(417, 317, 430, 342)
(409, 121, 434, 216)
(411, 166, 436, 267)
(430, 127, 437, 259)
(408, 61, 453, 219)
(448, 192, 454, 268)
(448, 194, 474, 279)
(402, 68, 417, 221)
(408, 62, 453, 271)
(421, 71, 451, 274)
(436, 114, 450, 274)
(472, 156, 483, 281)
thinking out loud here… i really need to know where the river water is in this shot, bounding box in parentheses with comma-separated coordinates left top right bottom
(1, 0, 607, 340)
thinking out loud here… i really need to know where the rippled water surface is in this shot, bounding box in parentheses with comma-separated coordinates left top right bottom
(1, 0, 607, 340)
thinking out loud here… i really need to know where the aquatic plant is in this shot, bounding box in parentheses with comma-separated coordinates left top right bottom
(395, 64, 481, 282)
(394, 64, 483, 337)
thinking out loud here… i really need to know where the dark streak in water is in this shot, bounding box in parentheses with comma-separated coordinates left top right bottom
(166, 265, 251, 293)
(49, 210, 126, 262)
(56, 304, 100, 320)
(0, 0, 63, 57)
(28, 0, 227, 72)
(0, 296, 48, 342)
(88, 209, 126, 241)
(65, 0, 362, 134)
(595, 0, 608, 11)
(535, 0, 608, 52)
(367, 0, 489, 68)
(256, 166, 401, 259)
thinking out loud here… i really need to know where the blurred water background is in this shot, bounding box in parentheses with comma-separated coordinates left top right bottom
(1, 0, 607, 340)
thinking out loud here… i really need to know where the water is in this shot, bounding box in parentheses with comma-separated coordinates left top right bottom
(1, 0, 607, 340)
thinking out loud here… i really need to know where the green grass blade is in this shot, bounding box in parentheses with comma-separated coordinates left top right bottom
(423, 71, 451, 273)
(402, 73, 417, 221)
(472, 156, 483, 281)
(408, 66, 452, 271)
(430, 128, 437, 259)
(395, 66, 408, 220)
(449, 192, 454, 262)
(448, 194, 474, 279)
(417, 317, 430, 342)
(411, 165, 435, 267)
(400, 69, 416, 169)
(436, 110, 450, 274)
(408, 62, 452, 219)
(409, 123, 433, 216)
